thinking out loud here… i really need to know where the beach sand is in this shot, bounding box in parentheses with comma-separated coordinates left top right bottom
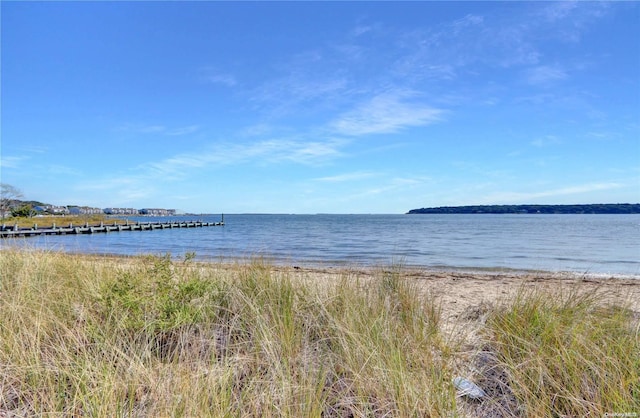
(267, 264, 640, 323)
(30, 251, 640, 329)
(270, 264, 640, 416)
(76, 253, 640, 325)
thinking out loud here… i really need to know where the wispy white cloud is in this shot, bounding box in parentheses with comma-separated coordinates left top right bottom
(204, 74, 237, 87)
(283, 139, 345, 165)
(198, 67, 238, 87)
(74, 176, 158, 207)
(166, 125, 200, 136)
(389, 1, 611, 85)
(350, 23, 376, 37)
(142, 137, 345, 178)
(116, 123, 200, 136)
(395, 10, 538, 75)
(138, 125, 165, 134)
(541, 1, 579, 22)
(1, 145, 50, 170)
(70, 135, 347, 207)
(248, 46, 352, 116)
(514, 93, 558, 105)
(479, 182, 624, 204)
(586, 131, 616, 141)
(75, 177, 142, 192)
(537, 1, 611, 42)
(244, 3, 601, 134)
(20, 146, 48, 154)
(451, 14, 485, 33)
(330, 91, 443, 136)
(47, 165, 82, 176)
(525, 65, 568, 85)
(0, 155, 29, 169)
(345, 175, 431, 199)
(251, 73, 348, 117)
(531, 135, 562, 147)
(239, 123, 276, 138)
(313, 171, 377, 182)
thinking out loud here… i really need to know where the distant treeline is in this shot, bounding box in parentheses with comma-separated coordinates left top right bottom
(407, 204, 640, 214)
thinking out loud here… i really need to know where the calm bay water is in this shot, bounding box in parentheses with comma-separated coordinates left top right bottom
(4, 214, 640, 276)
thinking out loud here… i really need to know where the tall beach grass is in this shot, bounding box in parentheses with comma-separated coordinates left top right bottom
(479, 287, 639, 416)
(0, 249, 637, 417)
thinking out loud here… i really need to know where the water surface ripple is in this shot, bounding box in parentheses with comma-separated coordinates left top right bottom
(5, 214, 639, 276)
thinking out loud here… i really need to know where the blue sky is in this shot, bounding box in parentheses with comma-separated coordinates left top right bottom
(2, 1, 639, 214)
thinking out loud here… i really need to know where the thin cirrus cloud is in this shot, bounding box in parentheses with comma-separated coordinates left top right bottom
(313, 171, 377, 183)
(165, 125, 200, 136)
(345, 176, 428, 199)
(47, 165, 82, 176)
(75, 176, 146, 192)
(117, 124, 200, 136)
(479, 182, 624, 204)
(251, 74, 349, 117)
(203, 73, 237, 87)
(1, 145, 49, 170)
(71, 137, 347, 203)
(251, 50, 346, 101)
(0, 155, 29, 169)
(525, 65, 568, 86)
(330, 92, 444, 136)
(73, 176, 158, 206)
(197, 67, 238, 87)
(392, 3, 609, 77)
(537, 1, 610, 42)
(531, 135, 562, 147)
(391, 10, 540, 77)
(141, 137, 345, 177)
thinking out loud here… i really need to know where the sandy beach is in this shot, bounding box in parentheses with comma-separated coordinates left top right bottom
(43, 252, 640, 324)
(265, 263, 640, 323)
(10, 249, 640, 326)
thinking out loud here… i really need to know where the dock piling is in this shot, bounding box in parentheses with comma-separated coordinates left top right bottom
(1, 219, 225, 238)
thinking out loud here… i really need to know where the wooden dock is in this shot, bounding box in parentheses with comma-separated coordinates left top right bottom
(0, 220, 224, 238)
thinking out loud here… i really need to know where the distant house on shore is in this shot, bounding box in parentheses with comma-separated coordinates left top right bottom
(34, 205, 70, 215)
(139, 208, 176, 216)
(12, 204, 177, 217)
(68, 206, 103, 215)
(103, 208, 140, 215)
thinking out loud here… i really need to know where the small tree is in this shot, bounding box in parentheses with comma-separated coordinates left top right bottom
(11, 204, 36, 218)
(1, 183, 24, 219)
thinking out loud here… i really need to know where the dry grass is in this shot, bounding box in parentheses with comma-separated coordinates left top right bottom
(0, 249, 637, 417)
(3, 214, 130, 229)
(475, 288, 640, 417)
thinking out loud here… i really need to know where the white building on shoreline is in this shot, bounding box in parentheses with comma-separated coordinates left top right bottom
(68, 206, 103, 215)
(103, 208, 139, 215)
(139, 208, 176, 216)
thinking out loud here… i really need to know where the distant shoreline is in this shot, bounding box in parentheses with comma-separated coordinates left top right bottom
(407, 203, 640, 214)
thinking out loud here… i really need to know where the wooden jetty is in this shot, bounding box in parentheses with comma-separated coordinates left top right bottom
(0, 220, 224, 238)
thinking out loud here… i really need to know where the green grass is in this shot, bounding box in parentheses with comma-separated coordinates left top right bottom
(0, 249, 637, 417)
